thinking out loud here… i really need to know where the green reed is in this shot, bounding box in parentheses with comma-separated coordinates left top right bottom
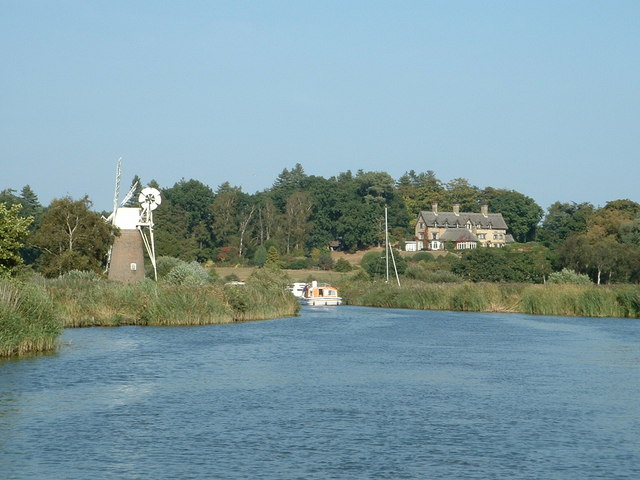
(45, 268, 299, 328)
(341, 278, 640, 319)
(0, 279, 61, 357)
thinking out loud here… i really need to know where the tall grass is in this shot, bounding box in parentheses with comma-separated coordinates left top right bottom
(341, 278, 640, 319)
(0, 279, 61, 357)
(45, 268, 299, 328)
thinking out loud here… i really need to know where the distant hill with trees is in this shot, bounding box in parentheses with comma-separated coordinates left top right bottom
(2, 166, 640, 284)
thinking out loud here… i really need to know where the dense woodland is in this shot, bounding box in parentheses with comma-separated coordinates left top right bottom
(2, 165, 640, 284)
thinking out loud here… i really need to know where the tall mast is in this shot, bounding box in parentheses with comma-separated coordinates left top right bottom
(385, 206, 401, 286)
(385, 207, 390, 283)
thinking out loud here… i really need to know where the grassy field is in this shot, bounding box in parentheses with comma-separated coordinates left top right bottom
(214, 248, 384, 284)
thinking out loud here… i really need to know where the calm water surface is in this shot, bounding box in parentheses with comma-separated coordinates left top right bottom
(1, 306, 639, 479)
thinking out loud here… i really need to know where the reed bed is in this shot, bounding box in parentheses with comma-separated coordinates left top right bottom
(44, 268, 299, 328)
(0, 279, 61, 357)
(340, 279, 640, 319)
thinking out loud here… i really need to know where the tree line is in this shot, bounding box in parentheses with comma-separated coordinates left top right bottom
(2, 165, 640, 284)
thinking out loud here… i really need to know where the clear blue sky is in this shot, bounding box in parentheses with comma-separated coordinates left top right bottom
(2, 1, 638, 213)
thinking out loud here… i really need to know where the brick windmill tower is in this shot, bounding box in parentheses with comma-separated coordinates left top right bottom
(105, 159, 161, 282)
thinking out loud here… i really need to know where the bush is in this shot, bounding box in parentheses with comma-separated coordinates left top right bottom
(360, 249, 407, 278)
(252, 245, 267, 267)
(317, 253, 334, 271)
(410, 252, 435, 263)
(155, 256, 182, 279)
(334, 258, 353, 272)
(165, 261, 210, 286)
(548, 268, 592, 285)
(405, 264, 461, 283)
(284, 257, 312, 270)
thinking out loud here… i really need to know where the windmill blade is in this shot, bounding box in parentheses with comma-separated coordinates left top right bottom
(106, 157, 123, 224)
(120, 180, 139, 207)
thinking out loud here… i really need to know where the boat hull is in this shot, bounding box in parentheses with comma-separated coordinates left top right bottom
(300, 297, 342, 306)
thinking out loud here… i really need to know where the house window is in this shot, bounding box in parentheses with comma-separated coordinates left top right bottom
(432, 232, 438, 240)
(478, 233, 486, 239)
(418, 232, 424, 240)
(419, 222, 424, 229)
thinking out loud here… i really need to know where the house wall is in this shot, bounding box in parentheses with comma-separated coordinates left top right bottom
(416, 224, 508, 250)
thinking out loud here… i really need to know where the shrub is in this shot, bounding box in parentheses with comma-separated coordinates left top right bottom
(360, 249, 407, 278)
(410, 252, 435, 263)
(334, 258, 353, 272)
(548, 268, 592, 285)
(165, 261, 210, 286)
(317, 253, 334, 271)
(284, 257, 311, 269)
(155, 256, 182, 279)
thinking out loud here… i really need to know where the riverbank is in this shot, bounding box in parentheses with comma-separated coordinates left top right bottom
(0, 280, 60, 357)
(0, 269, 299, 358)
(340, 279, 640, 318)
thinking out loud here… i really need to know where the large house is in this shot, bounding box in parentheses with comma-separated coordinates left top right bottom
(413, 202, 512, 251)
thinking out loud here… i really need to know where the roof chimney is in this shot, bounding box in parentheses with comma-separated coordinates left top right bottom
(432, 202, 438, 215)
(481, 204, 488, 217)
(453, 203, 460, 216)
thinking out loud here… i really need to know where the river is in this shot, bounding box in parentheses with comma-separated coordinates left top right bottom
(1, 306, 639, 479)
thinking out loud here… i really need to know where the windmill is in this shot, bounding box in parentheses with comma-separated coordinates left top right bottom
(105, 158, 161, 282)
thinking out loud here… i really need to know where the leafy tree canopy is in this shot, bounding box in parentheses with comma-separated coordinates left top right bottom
(0, 203, 33, 277)
(32, 196, 115, 277)
(483, 188, 543, 243)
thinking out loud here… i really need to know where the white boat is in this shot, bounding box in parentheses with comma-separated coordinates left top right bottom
(289, 282, 307, 298)
(299, 281, 342, 306)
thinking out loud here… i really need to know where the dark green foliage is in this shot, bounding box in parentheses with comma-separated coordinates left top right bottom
(317, 253, 334, 271)
(264, 246, 282, 269)
(32, 196, 114, 277)
(483, 188, 544, 242)
(155, 256, 183, 278)
(360, 249, 406, 278)
(283, 257, 312, 269)
(252, 245, 268, 267)
(410, 251, 435, 263)
(451, 248, 512, 282)
(451, 246, 551, 283)
(405, 264, 461, 283)
(538, 202, 594, 247)
(334, 258, 353, 272)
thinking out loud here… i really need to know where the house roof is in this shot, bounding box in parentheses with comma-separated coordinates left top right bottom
(418, 211, 508, 230)
(439, 229, 479, 242)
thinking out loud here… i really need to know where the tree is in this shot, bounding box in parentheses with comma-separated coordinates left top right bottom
(396, 170, 446, 220)
(483, 189, 544, 243)
(32, 196, 115, 277)
(451, 248, 512, 282)
(264, 246, 282, 269)
(284, 191, 313, 254)
(537, 202, 594, 247)
(0, 203, 33, 277)
(155, 179, 215, 261)
(445, 178, 479, 212)
(0, 186, 44, 265)
(360, 249, 407, 278)
(163, 179, 215, 233)
(270, 163, 308, 210)
(252, 245, 268, 267)
(123, 175, 143, 207)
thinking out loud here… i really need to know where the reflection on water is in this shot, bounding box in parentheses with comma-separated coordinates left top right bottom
(1, 306, 639, 479)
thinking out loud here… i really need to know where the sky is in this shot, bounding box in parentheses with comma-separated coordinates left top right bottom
(2, 1, 639, 214)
